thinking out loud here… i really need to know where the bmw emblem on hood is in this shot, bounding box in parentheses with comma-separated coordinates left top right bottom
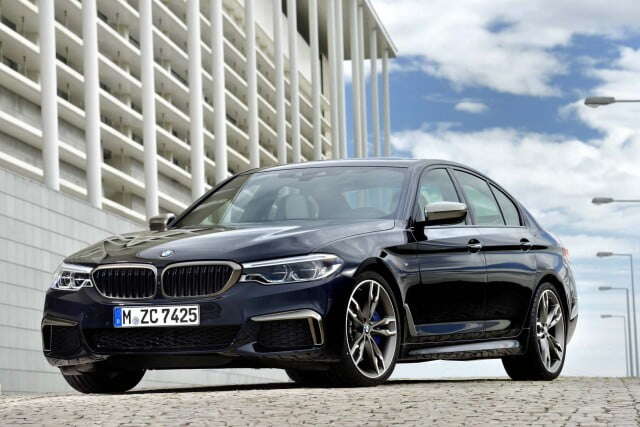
(160, 249, 175, 258)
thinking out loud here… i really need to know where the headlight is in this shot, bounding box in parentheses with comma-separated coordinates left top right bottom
(240, 254, 343, 284)
(50, 263, 94, 291)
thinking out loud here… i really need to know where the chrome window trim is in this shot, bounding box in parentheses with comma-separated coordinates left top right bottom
(160, 261, 242, 299)
(91, 263, 158, 300)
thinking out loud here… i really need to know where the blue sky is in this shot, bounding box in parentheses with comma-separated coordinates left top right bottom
(356, 0, 640, 378)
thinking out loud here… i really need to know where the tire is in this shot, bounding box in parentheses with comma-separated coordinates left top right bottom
(325, 271, 401, 387)
(502, 282, 567, 381)
(63, 369, 146, 394)
(285, 368, 331, 386)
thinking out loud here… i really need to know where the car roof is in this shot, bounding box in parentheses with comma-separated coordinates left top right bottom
(242, 158, 476, 174)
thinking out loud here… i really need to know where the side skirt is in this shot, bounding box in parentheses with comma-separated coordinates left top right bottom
(400, 339, 523, 362)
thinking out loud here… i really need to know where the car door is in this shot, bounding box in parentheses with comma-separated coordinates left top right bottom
(408, 168, 487, 341)
(452, 170, 537, 338)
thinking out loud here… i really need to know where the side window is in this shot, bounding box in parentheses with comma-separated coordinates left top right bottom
(454, 171, 505, 226)
(416, 169, 462, 224)
(491, 185, 521, 226)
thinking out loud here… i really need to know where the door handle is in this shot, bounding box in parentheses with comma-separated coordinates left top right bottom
(467, 239, 483, 252)
(520, 238, 533, 251)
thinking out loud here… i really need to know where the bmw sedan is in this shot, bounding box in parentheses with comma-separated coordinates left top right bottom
(42, 159, 578, 393)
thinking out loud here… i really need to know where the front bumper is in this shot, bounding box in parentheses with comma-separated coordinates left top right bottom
(42, 275, 350, 371)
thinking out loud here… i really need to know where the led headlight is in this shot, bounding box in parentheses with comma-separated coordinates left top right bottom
(240, 254, 343, 284)
(50, 263, 94, 291)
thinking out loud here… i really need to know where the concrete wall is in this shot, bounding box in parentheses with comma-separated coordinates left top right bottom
(0, 166, 285, 393)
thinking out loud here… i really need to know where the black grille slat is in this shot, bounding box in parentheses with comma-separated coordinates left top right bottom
(162, 264, 234, 298)
(93, 267, 156, 299)
(85, 326, 239, 352)
(257, 320, 315, 350)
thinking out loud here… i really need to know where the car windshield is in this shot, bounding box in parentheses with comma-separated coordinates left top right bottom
(175, 166, 408, 227)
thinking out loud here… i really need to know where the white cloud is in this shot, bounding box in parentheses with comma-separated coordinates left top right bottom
(371, 0, 640, 96)
(454, 100, 488, 114)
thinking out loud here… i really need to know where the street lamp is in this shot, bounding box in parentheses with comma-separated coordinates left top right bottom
(585, 96, 640, 108)
(599, 286, 634, 376)
(598, 252, 638, 376)
(601, 314, 630, 377)
(592, 197, 640, 205)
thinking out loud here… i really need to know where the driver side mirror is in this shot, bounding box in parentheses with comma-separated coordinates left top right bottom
(149, 213, 176, 232)
(424, 202, 468, 226)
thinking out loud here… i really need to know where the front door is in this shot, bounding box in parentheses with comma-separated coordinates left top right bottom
(408, 168, 487, 341)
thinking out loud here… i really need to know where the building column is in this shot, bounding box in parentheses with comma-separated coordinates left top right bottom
(82, 0, 102, 207)
(39, 0, 59, 191)
(273, 0, 286, 164)
(187, 0, 205, 199)
(382, 47, 391, 157)
(211, 0, 228, 183)
(327, 0, 340, 159)
(245, 0, 259, 168)
(140, 0, 159, 217)
(287, 0, 301, 163)
(349, 0, 362, 158)
(335, 0, 347, 158)
(370, 29, 380, 157)
(309, 0, 321, 160)
(357, 4, 368, 158)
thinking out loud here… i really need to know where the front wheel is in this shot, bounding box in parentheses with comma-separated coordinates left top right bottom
(63, 369, 145, 394)
(325, 272, 401, 387)
(502, 283, 567, 381)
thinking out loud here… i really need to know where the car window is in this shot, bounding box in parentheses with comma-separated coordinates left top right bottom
(416, 168, 465, 225)
(491, 185, 521, 226)
(176, 167, 408, 227)
(454, 171, 505, 226)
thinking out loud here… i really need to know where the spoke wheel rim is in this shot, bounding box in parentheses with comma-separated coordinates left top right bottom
(536, 289, 565, 373)
(345, 279, 398, 379)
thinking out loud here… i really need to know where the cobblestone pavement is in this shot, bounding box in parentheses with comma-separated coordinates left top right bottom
(2, 377, 639, 426)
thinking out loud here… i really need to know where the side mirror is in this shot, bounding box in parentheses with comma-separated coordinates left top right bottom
(149, 213, 176, 232)
(424, 202, 467, 226)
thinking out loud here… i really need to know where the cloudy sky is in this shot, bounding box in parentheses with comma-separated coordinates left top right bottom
(356, 0, 640, 378)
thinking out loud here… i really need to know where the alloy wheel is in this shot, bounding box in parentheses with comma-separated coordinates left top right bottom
(345, 279, 398, 378)
(536, 289, 565, 373)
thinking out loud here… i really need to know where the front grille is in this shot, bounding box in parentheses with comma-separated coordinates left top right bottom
(162, 263, 236, 298)
(85, 326, 239, 353)
(43, 325, 81, 356)
(257, 319, 315, 350)
(92, 266, 156, 299)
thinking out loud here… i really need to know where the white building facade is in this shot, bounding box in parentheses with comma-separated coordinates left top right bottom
(0, 0, 396, 222)
(0, 0, 396, 392)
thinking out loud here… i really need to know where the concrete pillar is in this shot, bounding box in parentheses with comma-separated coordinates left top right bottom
(349, 0, 362, 158)
(357, 4, 368, 158)
(370, 29, 380, 157)
(273, 0, 286, 164)
(287, 0, 301, 163)
(82, 0, 102, 207)
(335, 0, 347, 158)
(211, 0, 228, 183)
(382, 47, 391, 157)
(187, 0, 205, 199)
(245, 0, 260, 168)
(327, 0, 340, 159)
(39, 0, 59, 191)
(309, 0, 321, 160)
(140, 0, 159, 217)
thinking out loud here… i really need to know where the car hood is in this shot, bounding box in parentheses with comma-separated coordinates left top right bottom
(66, 219, 396, 266)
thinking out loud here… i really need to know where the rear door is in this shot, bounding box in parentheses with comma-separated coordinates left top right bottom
(409, 168, 487, 341)
(452, 170, 537, 338)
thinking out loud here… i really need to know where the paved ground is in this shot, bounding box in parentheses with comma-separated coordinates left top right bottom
(1, 377, 639, 426)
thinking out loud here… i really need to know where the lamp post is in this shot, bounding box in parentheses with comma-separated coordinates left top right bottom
(599, 286, 634, 376)
(601, 314, 631, 377)
(598, 252, 638, 376)
(585, 97, 640, 108)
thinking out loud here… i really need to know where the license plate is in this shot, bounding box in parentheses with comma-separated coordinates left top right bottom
(113, 305, 200, 328)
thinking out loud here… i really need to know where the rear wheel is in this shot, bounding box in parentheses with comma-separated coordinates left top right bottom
(63, 369, 145, 394)
(325, 271, 400, 387)
(502, 283, 566, 381)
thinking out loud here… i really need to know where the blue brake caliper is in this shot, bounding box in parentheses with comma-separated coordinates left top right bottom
(371, 311, 382, 346)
